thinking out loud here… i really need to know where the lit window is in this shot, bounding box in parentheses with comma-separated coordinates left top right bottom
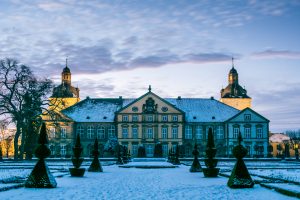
(49, 127, 56, 138)
(162, 115, 168, 122)
(185, 125, 192, 139)
(233, 127, 239, 138)
(108, 125, 115, 138)
(87, 126, 94, 139)
(162, 127, 168, 139)
(122, 115, 129, 122)
(61, 127, 67, 138)
(196, 126, 203, 139)
(147, 127, 153, 139)
(172, 115, 178, 122)
(122, 128, 128, 138)
(97, 126, 105, 139)
(244, 127, 251, 138)
(172, 127, 178, 139)
(132, 127, 138, 139)
(132, 115, 138, 122)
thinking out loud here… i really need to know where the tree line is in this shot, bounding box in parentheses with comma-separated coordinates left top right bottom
(0, 58, 56, 160)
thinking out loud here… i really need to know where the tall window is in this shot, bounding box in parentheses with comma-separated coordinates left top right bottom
(61, 127, 67, 138)
(233, 127, 239, 138)
(60, 144, 66, 156)
(172, 115, 178, 122)
(132, 115, 138, 122)
(122, 127, 128, 138)
(122, 115, 129, 122)
(185, 125, 192, 139)
(87, 126, 94, 139)
(132, 144, 138, 156)
(146, 144, 154, 156)
(97, 126, 105, 139)
(162, 115, 168, 122)
(196, 126, 203, 139)
(108, 125, 115, 138)
(49, 127, 56, 138)
(257, 127, 263, 138)
(49, 144, 55, 156)
(132, 127, 138, 139)
(77, 125, 84, 138)
(172, 127, 178, 139)
(147, 127, 153, 139)
(244, 127, 251, 138)
(216, 126, 224, 139)
(162, 144, 168, 156)
(162, 127, 168, 139)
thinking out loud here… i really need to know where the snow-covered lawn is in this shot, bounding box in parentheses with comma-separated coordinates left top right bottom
(250, 169, 300, 183)
(0, 164, 297, 200)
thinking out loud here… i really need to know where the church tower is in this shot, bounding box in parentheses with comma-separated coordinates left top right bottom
(49, 59, 80, 111)
(220, 58, 251, 110)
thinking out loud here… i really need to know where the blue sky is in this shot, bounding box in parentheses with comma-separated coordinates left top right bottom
(0, 0, 300, 132)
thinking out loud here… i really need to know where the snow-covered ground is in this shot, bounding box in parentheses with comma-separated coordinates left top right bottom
(0, 163, 298, 200)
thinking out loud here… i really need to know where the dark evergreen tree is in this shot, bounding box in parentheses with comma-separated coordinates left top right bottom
(189, 143, 202, 172)
(88, 138, 103, 172)
(122, 146, 129, 164)
(69, 134, 85, 177)
(25, 123, 57, 188)
(154, 143, 163, 158)
(116, 144, 124, 165)
(172, 145, 180, 165)
(227, 132, 254, 188)
(203, 128, 219, 177)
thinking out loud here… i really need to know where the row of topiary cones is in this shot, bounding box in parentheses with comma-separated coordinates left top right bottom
(24, 123, 103, 188)
(189, 128, 254, 188)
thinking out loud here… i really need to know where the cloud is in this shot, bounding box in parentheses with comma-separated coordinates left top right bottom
(252, 49, 300, 59)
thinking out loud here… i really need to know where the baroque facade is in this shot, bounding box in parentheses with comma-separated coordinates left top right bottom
(44, 62, 269, 158)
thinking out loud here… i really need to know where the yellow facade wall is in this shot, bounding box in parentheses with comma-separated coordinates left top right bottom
(220, 98, 251, 110)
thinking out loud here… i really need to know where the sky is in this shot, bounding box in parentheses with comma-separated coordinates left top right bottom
(0, 0, 300, 133)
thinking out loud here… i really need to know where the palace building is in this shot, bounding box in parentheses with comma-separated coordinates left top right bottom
(44, 61, 269, 158)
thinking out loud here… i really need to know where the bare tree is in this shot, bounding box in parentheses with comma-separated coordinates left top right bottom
(0, 58, 55, 160)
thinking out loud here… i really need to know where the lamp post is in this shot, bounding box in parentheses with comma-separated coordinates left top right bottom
(294, 143, 299, 160)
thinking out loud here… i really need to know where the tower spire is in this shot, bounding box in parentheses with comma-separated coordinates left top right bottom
(66, 57, 68, 67)
(232, 57, 234, 68)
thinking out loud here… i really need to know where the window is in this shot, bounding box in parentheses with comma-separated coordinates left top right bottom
(185, 125, 192, 139)
(162, 144, 168, 156)
(132, 115, 138, 122)
(172, 127, 178, 139)
(132, 127, 138, 139)
(244, 114, 251, 121)
(162, 115, 168, 122)
(77, 125, 84, 138)
(233, 127, 239, 138)
(61, 127, 67, 138)
(146, 144, 154, 156)
(108, 125, 115, 138)
(49, 127, 56, 138)
(132, 144, 138, 156)
(60, 144, 66, 156)
(257, 127, 263, 138)
(216, 126, 224, 139)
(122, 115, 129, 122)
(146, 115, 153, 122)
(172, 115, 178, 122)
(122, 128, 128, 138)
(87, 126, 94, 139)
(97, 126, 105, 139)
(196, 126, 203, 139)
(162, 127, 168, 139)
(244, 127, 251, 138)
(49, 144, 55, 156)
(147, 127, 153, 139)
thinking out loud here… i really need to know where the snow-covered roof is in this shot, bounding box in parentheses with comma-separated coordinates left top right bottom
(165, 98, 239, 122)
(269, 133, 290, 143)
(62, 98, 122, 122)
(62, 97, 239, 123)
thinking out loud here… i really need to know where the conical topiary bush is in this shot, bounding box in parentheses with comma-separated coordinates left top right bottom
(25, 123, 57, 188)
(69, 134, 85, 177)
(190, 143, 202, 172)
(203, 128, 219, 177)
(228, 132, 254, 188)
(88, 138, 103, 172)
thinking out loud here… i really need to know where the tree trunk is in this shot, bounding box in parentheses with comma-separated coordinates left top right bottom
(13, 123, 21, 160)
